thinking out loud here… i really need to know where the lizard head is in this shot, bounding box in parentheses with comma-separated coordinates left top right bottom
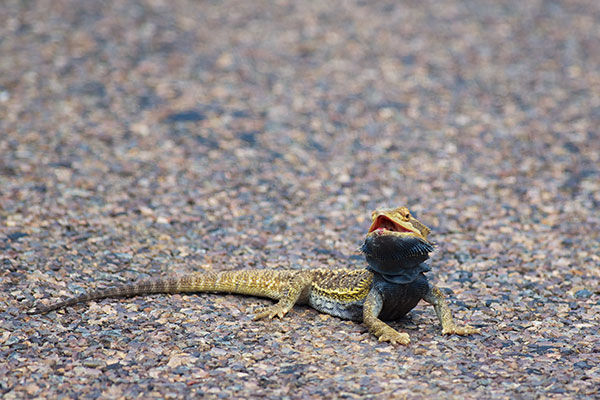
(366, 207, 431, 241)
(360, 207, 434, 275)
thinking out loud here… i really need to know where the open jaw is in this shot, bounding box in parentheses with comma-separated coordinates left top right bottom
(368, 215, 420, 236)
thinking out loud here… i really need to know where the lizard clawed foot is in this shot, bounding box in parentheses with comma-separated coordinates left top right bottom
(253, 304, 290, 320)
(442, 323, 480, 336)
(374, 326, 410, 346)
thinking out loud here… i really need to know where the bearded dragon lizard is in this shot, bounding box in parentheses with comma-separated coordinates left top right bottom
(29, 207, 480, 345)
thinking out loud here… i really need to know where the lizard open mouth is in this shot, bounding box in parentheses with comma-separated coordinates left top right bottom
(368, 215, 419, 236)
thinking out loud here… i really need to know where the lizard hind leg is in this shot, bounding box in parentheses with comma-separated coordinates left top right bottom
(253, 271, 313, 320)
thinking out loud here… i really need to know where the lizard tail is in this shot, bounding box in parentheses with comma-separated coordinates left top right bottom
(28, 269, 295, 315)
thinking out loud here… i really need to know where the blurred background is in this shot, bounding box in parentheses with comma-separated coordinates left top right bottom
(1, 0, 599, 398)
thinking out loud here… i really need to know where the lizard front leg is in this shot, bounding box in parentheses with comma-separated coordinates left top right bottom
(362, 288, 410, 345)
(253, 271, 313, 320)
(423, 285, 480, 336)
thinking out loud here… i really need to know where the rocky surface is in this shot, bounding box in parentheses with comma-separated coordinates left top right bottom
(1, 0, 599, 398)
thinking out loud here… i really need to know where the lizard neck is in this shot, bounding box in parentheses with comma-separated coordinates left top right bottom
(367, 263, 431, 284)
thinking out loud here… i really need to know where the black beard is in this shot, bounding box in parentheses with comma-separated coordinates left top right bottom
(360, 234, 434, 277)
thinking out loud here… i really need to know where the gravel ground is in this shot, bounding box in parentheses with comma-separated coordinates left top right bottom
(1, 0, 599, 398)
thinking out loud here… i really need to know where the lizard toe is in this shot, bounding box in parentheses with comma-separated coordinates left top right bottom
(377, 329, 410, 345)
(442, 324, 480, 336)
(253, 304, 288, 320)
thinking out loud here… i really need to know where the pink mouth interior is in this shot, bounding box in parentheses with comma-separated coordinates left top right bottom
(369, 215, 414, 234)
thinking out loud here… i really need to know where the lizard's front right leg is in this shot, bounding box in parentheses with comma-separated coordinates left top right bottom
(253, 271, 313, 320)
(423, 285, 480, 336)
(362, 289, 410, 345)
